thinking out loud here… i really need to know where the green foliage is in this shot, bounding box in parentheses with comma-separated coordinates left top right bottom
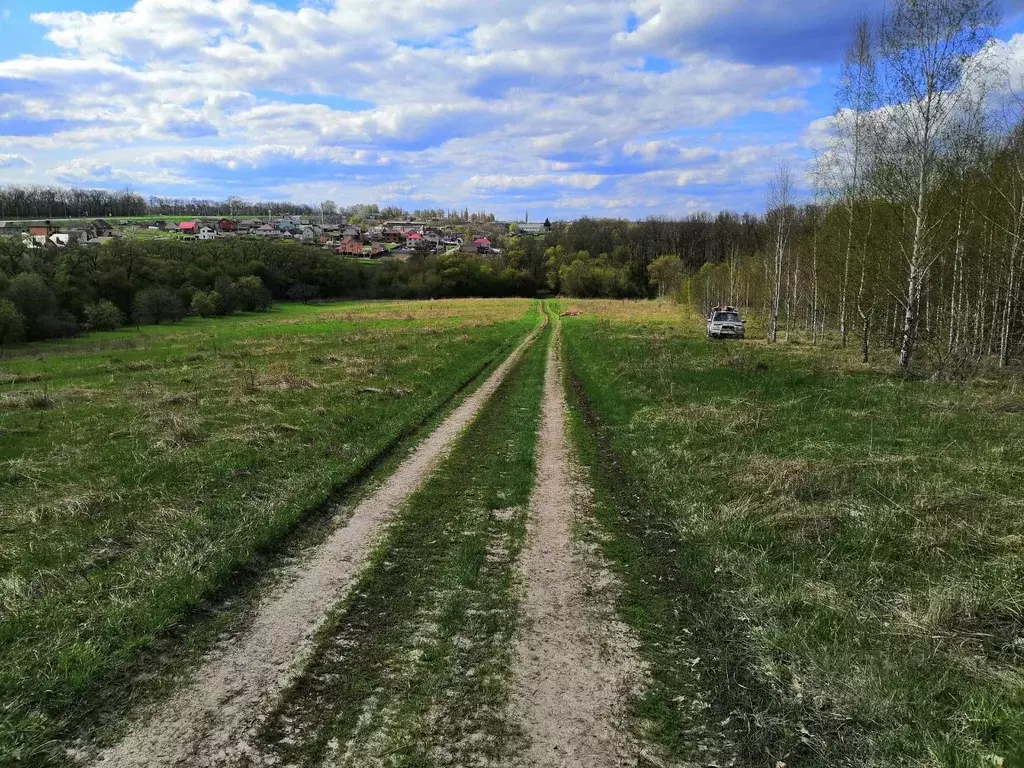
(647, 255, 684, 298)
(235, 276, 272, 311)
(190, 290, 220, 318)
(0, 299, 25, 346)
(558, 252, 631, 298)
(6, 273, 60, 341)
(83, 299, 123, 332)
(133, 286, 185, 325)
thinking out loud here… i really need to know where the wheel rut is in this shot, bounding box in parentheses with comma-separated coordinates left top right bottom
(510, 315, 645, 768)
(91, 324, 542, 768)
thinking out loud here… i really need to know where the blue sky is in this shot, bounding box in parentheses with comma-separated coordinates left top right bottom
(2, 0, 1024, 218)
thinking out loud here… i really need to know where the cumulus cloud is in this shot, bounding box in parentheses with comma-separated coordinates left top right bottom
(0, 0, 888, 216)
(0, 154, 31, 169)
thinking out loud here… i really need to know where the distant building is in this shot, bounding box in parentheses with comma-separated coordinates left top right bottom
(217, 218, 239, 232)
(337, 237, 364, 255)
(92, 219, 114, 237)
(515, 222, 547, 236)
(198, 226, 216, 241)
(178, 221, 198, 235)
(28, 224, 55, 238)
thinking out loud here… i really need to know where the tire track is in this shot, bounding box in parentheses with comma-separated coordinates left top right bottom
(510, 314, 645, 767)
(92, 321, 544, 768)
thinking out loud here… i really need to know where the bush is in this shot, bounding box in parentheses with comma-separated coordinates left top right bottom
(190, 290, 220, 318)
(6, 273, 59, 341)
(286, 283, 320, 304)
(236, 276, 272, 311)
(84, 300, 124, 332)
(0, 299, 25, 347)
(133, 287, 185, 325)
(212, 275, 236, 314)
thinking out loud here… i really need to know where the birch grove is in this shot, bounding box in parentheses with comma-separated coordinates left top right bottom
(686, 0, 1023, 373)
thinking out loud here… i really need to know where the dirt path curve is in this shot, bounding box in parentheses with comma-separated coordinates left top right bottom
(93, 323, 544, 768)
(510, 315, 644, 768)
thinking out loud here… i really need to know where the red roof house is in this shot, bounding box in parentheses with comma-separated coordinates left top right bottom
(217, 218, 238, 232)
(178, 221, 198, 234)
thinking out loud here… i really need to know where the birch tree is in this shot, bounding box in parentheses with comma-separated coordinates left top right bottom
(767, 164, 793, 344)
(835, 17, 879, 348)
(873, 0, 998, 371)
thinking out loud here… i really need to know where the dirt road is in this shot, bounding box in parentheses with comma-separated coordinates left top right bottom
(93, 327, 541, 768)
(510, 316, 644, 767)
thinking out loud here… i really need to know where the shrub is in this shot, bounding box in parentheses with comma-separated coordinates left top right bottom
(190, 290, 220, 318)
(6, 273, 59, 341)
(0, 299, 25, 347)
(133, 287, 185, 325)
(236, 276, 273, 311)
(286, 283, 320, 304)
(213, 275, 236, 314)
(84, 300, 124, 332)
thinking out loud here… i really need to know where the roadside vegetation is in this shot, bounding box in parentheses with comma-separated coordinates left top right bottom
(255, 307, 551, 767)
(561, 299, 1024, 767)
(0, 298, 536, 764)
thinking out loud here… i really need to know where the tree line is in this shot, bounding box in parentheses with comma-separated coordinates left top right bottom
(0, 186, 501, 224)
(505, 0, 1021, 372)
(0, 236, 539, 346)
(744, 0, 1022, 373)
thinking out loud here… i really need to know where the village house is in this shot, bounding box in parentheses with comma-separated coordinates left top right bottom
(299, 225, 322, 243)
(178, 221, 198, 235)
(514, 222, 548, 236)
(336, 237, 365, 256)
(28, 223, 55, 238)
(89, 219, 114, 237)
(198, 225, 217, 241)
(217, 218, 238, 233)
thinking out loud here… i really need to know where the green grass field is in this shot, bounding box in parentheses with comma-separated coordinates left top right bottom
(0, 299, 537, 762)
(3, 297, 1022, 767)
(560, 299, 1024, 766)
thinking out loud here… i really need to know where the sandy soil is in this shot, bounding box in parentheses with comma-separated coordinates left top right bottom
(90, 328, 541, 768)
(510, 317, 645, 767)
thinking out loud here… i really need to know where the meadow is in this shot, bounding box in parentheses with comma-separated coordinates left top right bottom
(561, 300, 1024, 766)
(3, 296, 1022, 767)
(0, 298, 537, 762)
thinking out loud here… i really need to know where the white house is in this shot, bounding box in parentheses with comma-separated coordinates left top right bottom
(198, 226, 217, 241)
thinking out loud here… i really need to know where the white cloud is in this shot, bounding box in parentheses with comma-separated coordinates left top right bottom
(0, 154, 31, 169)
(0, 0, 833, 216)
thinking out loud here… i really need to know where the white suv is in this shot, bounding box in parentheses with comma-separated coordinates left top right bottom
(707, 306, 746, 339)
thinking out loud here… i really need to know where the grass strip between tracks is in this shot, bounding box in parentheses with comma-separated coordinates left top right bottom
(253, 307, 553, 767)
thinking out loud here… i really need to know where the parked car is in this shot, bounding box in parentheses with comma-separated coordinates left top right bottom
(707, 306, 746, 339)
